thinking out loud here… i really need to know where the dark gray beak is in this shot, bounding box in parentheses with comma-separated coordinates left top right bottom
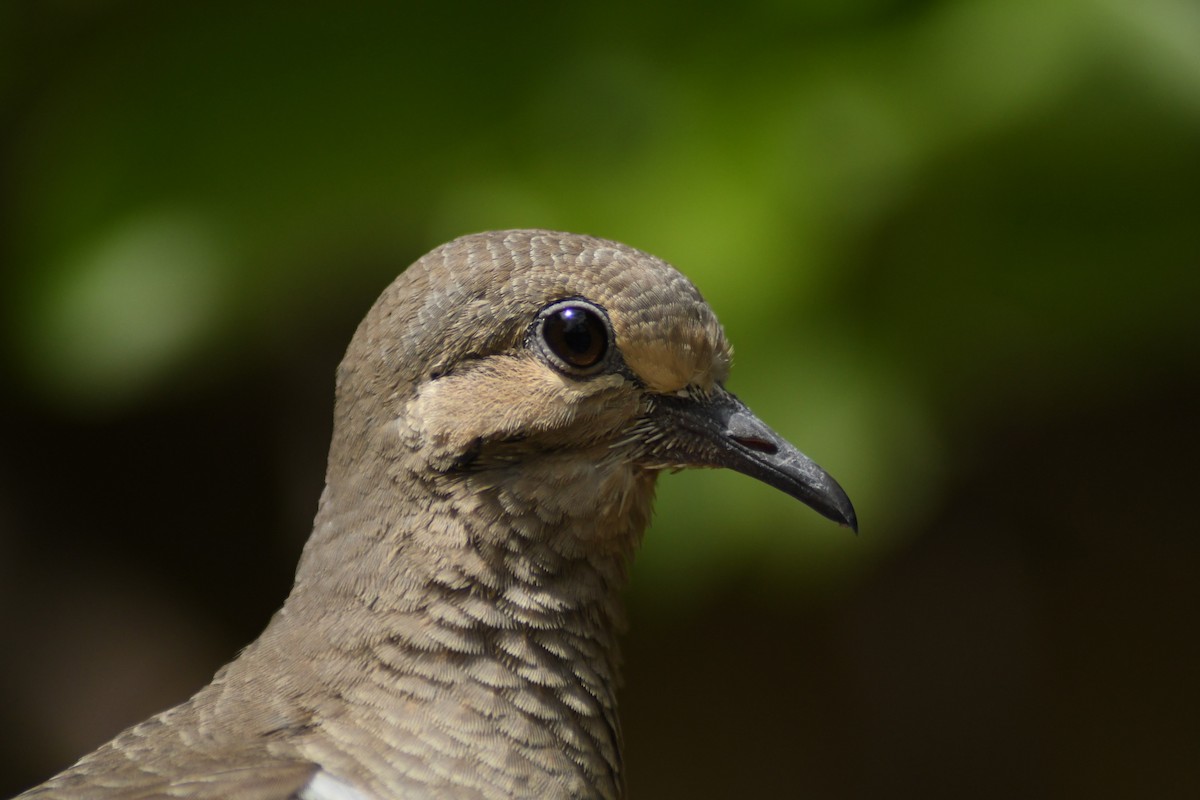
(644, 387, 858, 532)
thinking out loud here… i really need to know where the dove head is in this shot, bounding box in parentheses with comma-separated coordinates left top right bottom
(333, 229, 728, 469)
(319, 229, 854, 569)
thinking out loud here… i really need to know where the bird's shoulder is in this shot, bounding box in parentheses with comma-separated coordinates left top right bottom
(17, 756, 324, 799)
(16, 711, 347, 800)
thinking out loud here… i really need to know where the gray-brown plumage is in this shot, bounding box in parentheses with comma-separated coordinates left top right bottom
(17, 230, 856, 800)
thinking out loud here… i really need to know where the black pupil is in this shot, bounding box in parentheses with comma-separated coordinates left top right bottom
(546, 306, 606, 368)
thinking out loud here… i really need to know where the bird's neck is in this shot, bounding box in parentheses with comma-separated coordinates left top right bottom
(249, 454, 657, 799)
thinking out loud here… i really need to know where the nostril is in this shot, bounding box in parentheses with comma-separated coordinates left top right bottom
(731, 435, 778, 455)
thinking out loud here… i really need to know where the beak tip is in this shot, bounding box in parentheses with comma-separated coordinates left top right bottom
(824, 492, 859, 535)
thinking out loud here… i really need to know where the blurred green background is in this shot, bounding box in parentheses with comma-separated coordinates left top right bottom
(1, 0, 1197, 797)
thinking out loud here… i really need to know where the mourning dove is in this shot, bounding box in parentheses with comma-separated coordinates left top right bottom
(16, 229, 856, 799)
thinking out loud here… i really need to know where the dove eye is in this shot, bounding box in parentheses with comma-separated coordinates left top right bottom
(535, 299, 613, 375)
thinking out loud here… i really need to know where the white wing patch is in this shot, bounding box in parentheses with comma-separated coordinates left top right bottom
(297, 769, 374, 800)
